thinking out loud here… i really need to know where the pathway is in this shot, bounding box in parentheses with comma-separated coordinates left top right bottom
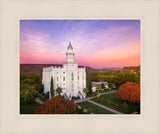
(87, 99, 123, 114)
(74, 98, 88, 103)
(35, 98, 44, 104)
(75, 90, 123, 114)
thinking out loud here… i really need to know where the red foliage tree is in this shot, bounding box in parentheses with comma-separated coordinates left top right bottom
(115, 82, 140, 103)
(35, 97, 76, 114)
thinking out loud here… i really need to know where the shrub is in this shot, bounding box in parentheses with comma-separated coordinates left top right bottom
(114, 103, 119, 107)
(115, 82, 140, 103)
(107, 99, 111, 104)
(87, 107, 92, 114)
(122, 102, 128, 109)
(72, 96, 77, 100)
(56, 87, 62, 97)
(81, 105, 84, 111)
(35, 96, 76, 114)
(100, 96, 104, 102)
(76, 104, 79, 108)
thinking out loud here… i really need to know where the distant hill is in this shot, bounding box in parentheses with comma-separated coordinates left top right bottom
(85, 66, 107, 72)
(103, 67, 122, 71)
(20, 64, 140, 74)
(122, 66, 140, 71)
(20, 64, 61, 74)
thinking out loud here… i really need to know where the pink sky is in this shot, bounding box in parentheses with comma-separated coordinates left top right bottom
(20, 20, 140, 68)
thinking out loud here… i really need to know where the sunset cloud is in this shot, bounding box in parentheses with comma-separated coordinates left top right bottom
(20, 20, 140, 68)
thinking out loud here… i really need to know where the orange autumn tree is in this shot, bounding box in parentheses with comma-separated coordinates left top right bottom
(35, 96, 76, 114)
(115, 82, 140, 103)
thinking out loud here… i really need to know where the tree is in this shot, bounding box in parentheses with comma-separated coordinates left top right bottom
(115, 82, 140, 103)
(34, 96, 77, 114)
(86, 78, 92, 95)
(31, 74, 41, 84)
(101, 83, 105, 89)
(20, 84, 38, 105)
(50, 76, 54, 98)
(83, 88, 89, 97)
(113, 72, 140, 88)
(96, 84, 101, 97)
(56, 87, 62, 96)
(21, 78, 34, 86)
(44, 91, 49, 99)
(108, 82, 112, 89)
(38, 83, 44, 93)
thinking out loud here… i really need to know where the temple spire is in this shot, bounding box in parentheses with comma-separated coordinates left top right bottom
(67, 41, 73, 49)
(66, 41, 74, 62)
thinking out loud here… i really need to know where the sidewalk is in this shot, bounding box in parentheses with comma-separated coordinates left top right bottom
(35, 98, 44, 104)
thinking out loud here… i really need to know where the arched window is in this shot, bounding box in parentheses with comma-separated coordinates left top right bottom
(71, 72, 74, 81)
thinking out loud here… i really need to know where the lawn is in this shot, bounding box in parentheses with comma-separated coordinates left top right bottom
(76, 108, 86, 114)
(20, 102, 41, 114)
(77, 101, 115, 114)
(91, 92, 139, 114)
(99, 89, 118, 93)
(20, 101, 85, 114)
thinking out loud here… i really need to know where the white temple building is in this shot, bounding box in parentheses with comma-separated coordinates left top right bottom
(42, 42, 86, 99)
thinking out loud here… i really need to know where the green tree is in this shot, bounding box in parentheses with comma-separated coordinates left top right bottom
(44, 91, 49, 99)
(21, 78, 34, 86)
(101, 83, 105, 89)
(86, 76, 92, 95)
(20, 84, 38, 105)
(113, 72, 140, 88)
(50, 76, 54, 98)
(31, 74, 41, 84)
(38, 83, 44, 93)
(96, 84, 101, 97)
(108, 82, 112, 89)
(83, 88, 89, 97)
(56, 87, 62, 96)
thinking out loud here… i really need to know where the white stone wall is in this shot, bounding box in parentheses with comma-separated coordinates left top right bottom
(42, 65, 86, 98)
(42, 67, 52, 93)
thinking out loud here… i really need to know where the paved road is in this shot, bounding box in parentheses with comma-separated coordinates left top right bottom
(87, 99, 123, 114)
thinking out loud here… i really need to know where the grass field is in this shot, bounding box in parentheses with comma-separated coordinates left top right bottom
(78, 101, 115, 114)
(91, 92, 139, 114)
(20, 102, 41, 114)
(20, 101, 86, 114)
